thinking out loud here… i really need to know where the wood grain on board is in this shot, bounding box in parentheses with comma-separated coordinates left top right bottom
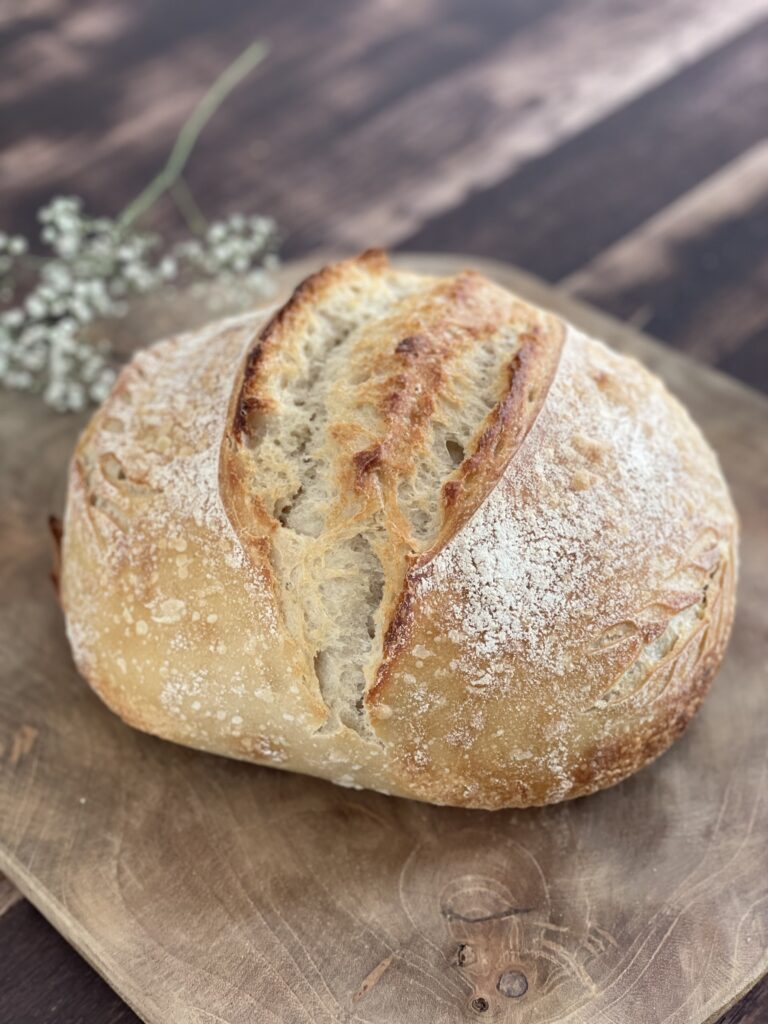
(1, 255, 767, 1024)
(1, 0, 768, 1020)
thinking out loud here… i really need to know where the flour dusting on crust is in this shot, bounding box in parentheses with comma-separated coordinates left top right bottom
(418, 331, 711, 680)
(371, 322, 735, 805)
(60, 254, 738, 809)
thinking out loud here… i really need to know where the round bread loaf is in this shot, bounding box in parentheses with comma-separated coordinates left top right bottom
(60, 250, 737, 809)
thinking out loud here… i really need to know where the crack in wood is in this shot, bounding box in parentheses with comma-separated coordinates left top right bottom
(441, 905, 534, 924)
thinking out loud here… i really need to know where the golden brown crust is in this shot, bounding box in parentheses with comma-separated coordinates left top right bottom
(60, 252, 739, 809)
(366, 330, 738, 808)
(233, 248, 389, 441)
(434, 319, 565, 547)
(228, 255, 563, 544)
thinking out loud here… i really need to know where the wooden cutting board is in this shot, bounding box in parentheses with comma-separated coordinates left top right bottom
(1, 254, 767, 1024)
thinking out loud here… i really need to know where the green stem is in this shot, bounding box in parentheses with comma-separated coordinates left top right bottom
(170, 176, 209, 235)
(118, 39, 269, 231)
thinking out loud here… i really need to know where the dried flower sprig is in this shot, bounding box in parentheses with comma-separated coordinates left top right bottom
(0, 39, 276, 412)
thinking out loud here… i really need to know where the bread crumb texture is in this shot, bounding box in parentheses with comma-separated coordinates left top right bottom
(61, 252, 737, 808)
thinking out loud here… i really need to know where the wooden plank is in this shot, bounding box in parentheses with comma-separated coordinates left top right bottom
(0, 900, 140, 1024)
(2, 0, 766, 248)
(718, 330, 768, 389)
(0, 873, 22, 917)
(0, 0, 549, 233)
(0, 255, 766, 1024)
(720, 976, 768, 1024)
(561, 141, 768, 374)
(0, 0, 362, 229)
(271, 0, 768, 251)
(402, 20, 768, 281)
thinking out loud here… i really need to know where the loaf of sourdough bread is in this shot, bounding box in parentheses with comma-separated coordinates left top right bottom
(59, 251, 737, 808)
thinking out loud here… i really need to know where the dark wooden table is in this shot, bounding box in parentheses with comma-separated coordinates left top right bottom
(1, 2, 766, 1021)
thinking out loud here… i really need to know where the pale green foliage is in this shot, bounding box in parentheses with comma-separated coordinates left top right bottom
(0, 39, 276, 412)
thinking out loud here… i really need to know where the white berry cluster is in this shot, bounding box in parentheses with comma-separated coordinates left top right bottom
(176, 214, 278, 277)
(0, 197, 278, 412)
(0, 231, 27, 302)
